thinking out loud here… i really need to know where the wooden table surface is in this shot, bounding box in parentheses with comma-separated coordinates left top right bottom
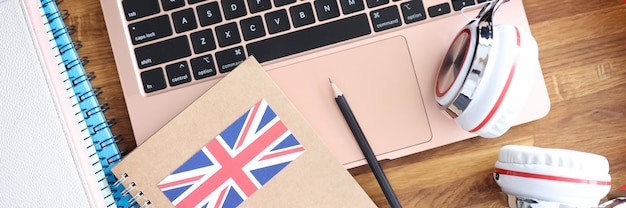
(60, 0, 626, 207)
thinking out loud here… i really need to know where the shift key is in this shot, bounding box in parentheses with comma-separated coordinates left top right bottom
(135, 36, 191, 69)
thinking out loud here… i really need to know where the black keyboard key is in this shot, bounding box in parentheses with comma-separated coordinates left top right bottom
(222, 0, 248, 20)
(215, 22, 242, 47)
(165, 61, 192, 86)
(339, 0, 365, 15)
(123, 0, 161, 21)
(215, 46, 246, 73)
(191, 54, 217, 80)
(400, 0, 426, 24)
(140, 68, 167, 93)
(197, 2, 223, 26)
(274, 0, 295, 7)
(135, 36, 191, 69)
(365, 0, 388, 8)
(247, 14, 371, 63)
(370, 5, 402, 32)
(172, 8, 198, 33)
(128, 15, 172, 45)
(265, 9, 290, 34)
(190, 28, 217, 54)
(188, 0, 206, 4)
(289, 3, 315, 28)
(315, 0, 340, 21)
(452, 0, 475, 11)
(240, 16, 266, 41)
(247, 0, 272, 13)
(161, 0, 186, 11)
(428, 3, 451, 17)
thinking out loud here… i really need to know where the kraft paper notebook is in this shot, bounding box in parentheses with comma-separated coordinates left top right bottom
(112, 57, 376, 207)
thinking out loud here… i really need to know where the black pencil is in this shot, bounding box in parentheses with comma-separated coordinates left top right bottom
(329, 78, 402, 208)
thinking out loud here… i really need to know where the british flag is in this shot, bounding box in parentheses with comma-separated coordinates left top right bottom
(157, 99, 305, 208)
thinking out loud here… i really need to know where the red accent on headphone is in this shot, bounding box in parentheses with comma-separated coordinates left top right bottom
(469, 27, 521, 133)
(494, 168, 611, 186)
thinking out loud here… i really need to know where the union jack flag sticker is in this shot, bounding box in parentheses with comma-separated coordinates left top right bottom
(157, 99, 305, 207)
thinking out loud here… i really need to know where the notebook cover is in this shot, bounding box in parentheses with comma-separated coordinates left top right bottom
(36, 0, 130, 206)
(112, 57, 376, 207)
(0, 0, 104, 206)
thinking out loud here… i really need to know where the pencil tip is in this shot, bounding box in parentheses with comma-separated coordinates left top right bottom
(329, 78, 342, 97)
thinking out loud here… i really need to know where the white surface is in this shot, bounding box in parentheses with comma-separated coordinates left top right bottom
(0, 0, 94, 206)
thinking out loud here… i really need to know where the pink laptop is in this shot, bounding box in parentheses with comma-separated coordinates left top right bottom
(100, 0, 549, 168)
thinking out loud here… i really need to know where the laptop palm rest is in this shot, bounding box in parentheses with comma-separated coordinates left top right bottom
(268, 36, 432, 166)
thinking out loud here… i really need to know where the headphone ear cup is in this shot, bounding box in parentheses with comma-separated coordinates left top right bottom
(494, 145, 611, 207)
(455, 24, 539, 138)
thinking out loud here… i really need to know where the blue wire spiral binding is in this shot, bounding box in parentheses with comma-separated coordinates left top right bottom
(40, 0, 135, 207)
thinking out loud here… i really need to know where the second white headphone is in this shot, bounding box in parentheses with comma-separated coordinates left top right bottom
(494, 145, 611, 207)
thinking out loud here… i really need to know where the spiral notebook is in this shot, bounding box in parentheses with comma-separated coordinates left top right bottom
(111, 58, 376, 207)
(0, 0, 129, 207)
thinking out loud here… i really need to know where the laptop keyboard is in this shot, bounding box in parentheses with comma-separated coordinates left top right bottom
(123, 0, 483, 93)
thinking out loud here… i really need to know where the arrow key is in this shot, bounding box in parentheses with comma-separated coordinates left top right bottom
(452, 0, 474, 11)
(427, 3, 450, 18)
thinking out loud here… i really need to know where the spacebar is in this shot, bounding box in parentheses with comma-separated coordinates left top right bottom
(246, 14, 371, 63)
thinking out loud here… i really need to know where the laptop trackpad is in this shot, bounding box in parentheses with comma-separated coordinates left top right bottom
(268, 36, 432, 166)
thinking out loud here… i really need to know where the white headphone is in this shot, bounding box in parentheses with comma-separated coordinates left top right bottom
(434, 0, 539, 138)
(494, 145, 611, 207)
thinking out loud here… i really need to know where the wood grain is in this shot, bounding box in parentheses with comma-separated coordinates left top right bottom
(58, 0, 626, 207)
(59, 0, 137, 152)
